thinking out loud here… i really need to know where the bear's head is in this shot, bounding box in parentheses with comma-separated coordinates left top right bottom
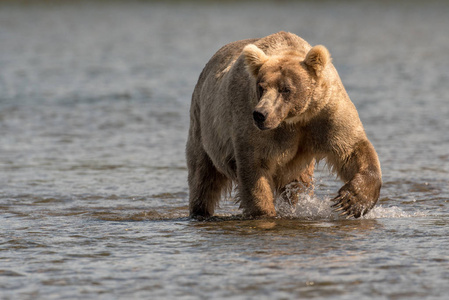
(242, 44, 332, 130)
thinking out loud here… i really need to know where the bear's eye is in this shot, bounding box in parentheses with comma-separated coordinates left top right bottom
(279, 87, 291, 95)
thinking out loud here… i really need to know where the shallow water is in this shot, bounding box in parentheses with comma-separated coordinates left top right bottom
(1, 0, 449, 299)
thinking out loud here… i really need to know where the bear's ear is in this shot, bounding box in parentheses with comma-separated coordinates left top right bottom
(304, 45, 331, 77)
(242, 44, 269, 77)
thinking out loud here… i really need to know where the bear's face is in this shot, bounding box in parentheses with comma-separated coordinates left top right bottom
(243, 44, 331, 130)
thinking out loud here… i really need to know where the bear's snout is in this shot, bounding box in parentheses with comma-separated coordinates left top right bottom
(253, 110, 266, 123)
(253, 110, 268, 130)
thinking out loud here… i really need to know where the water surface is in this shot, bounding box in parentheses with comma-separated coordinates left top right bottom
(1, 1, 448, 299)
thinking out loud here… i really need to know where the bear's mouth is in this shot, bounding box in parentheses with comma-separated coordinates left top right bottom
(254, 121, 271, 131)
(253, 119, 279, 131)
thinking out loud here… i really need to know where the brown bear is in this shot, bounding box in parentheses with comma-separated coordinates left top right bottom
(186, 31, 382, 219)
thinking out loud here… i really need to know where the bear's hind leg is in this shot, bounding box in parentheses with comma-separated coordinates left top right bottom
(187, 148, 228, 219)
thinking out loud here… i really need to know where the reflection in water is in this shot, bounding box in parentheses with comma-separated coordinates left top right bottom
(192, 217, 382, 268)
(192, 217, 381, 249)
(186, 217, 391, 299)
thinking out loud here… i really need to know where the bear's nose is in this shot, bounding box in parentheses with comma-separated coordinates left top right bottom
(253, 110, 267, 123)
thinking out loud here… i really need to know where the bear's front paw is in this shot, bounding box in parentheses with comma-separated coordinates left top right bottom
(331, 182, 378, 219)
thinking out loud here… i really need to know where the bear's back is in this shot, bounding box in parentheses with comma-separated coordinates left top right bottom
(197, 32, 311, 85)
(252, 31, 311, 58)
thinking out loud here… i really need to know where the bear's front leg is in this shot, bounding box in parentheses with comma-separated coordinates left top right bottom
(331, 140, 382, 218)
(237, 168, 277, 218)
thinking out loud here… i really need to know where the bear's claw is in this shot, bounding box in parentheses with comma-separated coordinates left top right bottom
(331, 190, 367, 219)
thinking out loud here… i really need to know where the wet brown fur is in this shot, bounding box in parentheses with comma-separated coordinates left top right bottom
(186, 32, 382, 219)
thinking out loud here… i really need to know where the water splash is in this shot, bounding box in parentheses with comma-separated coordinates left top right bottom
(363, 205, 427, 219)
(275, 183, 423, 220)
(275, 193, 336, 220)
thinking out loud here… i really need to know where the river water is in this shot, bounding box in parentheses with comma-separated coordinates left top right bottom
(1, 0, 448, 299)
